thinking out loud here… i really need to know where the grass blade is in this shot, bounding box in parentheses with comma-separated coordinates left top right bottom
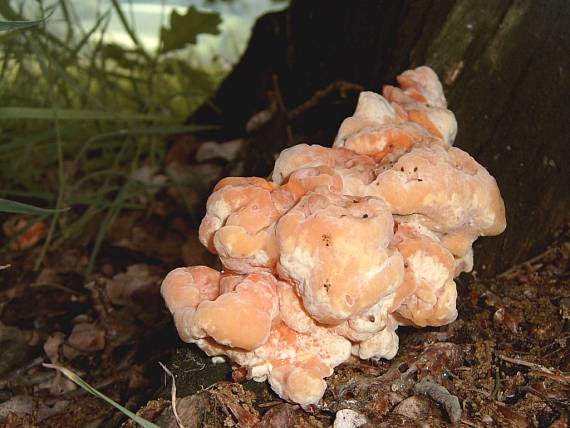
(43, 364, 160, 428)
(86, 178, 131, 274)
(110, 0, 152, 62)
(0, 198, 67, 215)
(0, 107, 174, 122)
(66, 10, 111, 61)
(73, 124, 215, 166)
(0, 9, 54, 32)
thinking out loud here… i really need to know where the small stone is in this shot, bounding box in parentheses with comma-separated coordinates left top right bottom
(67, 323, 105, 353)
(333, 409, 368, 428)
(392, 396, 431, 420)
(211, 356, 225, 365)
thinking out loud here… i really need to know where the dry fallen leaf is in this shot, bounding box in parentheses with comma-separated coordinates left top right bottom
(3, 216, 47, 251)
(105, 264, 161, 306)
(195, 139, 245, 163)
(66, 322, 105, 353)
(0, 395, 68, 421)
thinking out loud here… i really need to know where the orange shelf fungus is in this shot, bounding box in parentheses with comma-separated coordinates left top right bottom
(161, 66, 506, 407)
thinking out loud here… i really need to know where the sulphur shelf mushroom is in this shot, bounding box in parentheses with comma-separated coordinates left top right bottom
(161, 66, 506, 407)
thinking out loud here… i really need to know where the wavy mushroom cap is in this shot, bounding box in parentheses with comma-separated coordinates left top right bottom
(160, 266, 222, 343)
(334, 121, 437, 162)
(272, 144, 375, 185)
(273, 143, 378, 203)
(281, 165, 344, 198)
(391, 225, 458, 327)
(369, 145, 506, 237)
(396, 65, 447, 108)
(277, 281, 317, 334)
(334, 67, 456, 160)
(190, 272, 279, 350)
(407, 105, 457, 145)
(382, 86, 457, 146)
(379, 66, 457, 145)
(270, 364, 327, 407)
(334, 91, 405, 145)
(161, 266, 221, 314)
(277, 191, 404, 324)
(256, 323, 351, 406)
(333, 90, 432, 162)
(199, 177, 287, 273)
(393, 219, 477, 275)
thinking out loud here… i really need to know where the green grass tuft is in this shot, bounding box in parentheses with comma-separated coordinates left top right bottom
(0, 1, 224, 269)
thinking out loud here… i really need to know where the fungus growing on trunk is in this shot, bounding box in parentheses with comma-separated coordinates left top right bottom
(161, 66, 506, 407)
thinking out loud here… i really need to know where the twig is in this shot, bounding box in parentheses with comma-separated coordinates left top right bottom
(460, 418, 484, 428)
(31, 281, 84, 295)
(270, 74, 293, 148)
(288, 80, 364, 121)
(0, 264, 11, 270)
(491, 367, 502, 400)
(522, 386, 569, 412)
(498, 355, 554, 374)
(496, 247, 557, 279)
(210, 389, 260, 426)
(257, 400, 284, 408)
(498, 355, 570, 384)
(159, 362, 185, 428)
(533, 371, 570, 384)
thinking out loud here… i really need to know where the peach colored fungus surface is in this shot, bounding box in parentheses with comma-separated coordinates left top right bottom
(161, 66, 506, 407)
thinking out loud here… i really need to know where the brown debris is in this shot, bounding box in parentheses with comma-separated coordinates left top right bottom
(493, 307, 520, 334)
(548, 412, 569, 428)
(391, 395, 432, 420)
(157, 383, 260, 428)
(255, 403, 300, 428)
(413, 380, 461, 424)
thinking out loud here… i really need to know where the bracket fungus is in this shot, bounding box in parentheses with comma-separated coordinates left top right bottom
(161, 66, 506, 407)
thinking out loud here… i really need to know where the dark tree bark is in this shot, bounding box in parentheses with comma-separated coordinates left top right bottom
(190, 0, 409, 140)
(388, 0, 570, 276)
(188, 0, 570, 276)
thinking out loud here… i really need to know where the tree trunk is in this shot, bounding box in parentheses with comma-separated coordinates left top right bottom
(189, 0, 570, 276)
